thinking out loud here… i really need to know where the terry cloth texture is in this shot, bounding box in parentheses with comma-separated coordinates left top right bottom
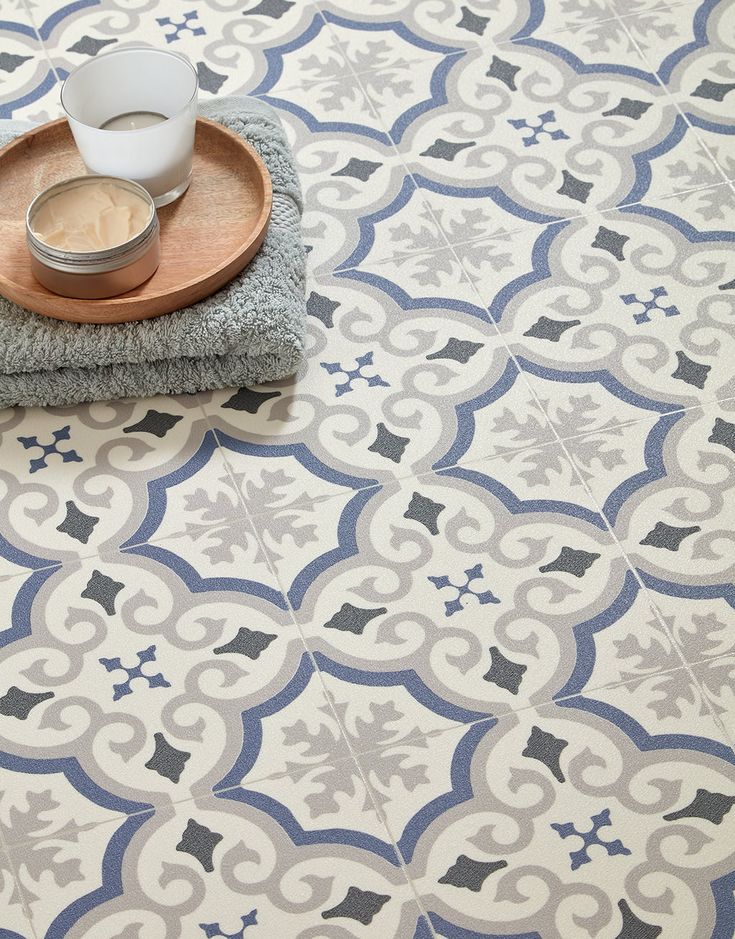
(0, 96, 306, 409)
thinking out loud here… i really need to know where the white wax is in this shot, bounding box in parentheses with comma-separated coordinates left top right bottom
(100, 111, 167, 132)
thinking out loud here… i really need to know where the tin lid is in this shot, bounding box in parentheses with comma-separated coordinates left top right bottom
(26, 175, 158, 275)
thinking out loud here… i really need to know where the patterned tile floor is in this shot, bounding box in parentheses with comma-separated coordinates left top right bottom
(1, 0, 734, 937)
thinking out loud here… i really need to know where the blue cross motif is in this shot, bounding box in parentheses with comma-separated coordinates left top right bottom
(620, 285, 679, 325)
(156, 10, 206, 43)
(320, 351, 390, 397)
(507, 109, 570, 147)
(199, 911, 258, 938)
(551, 808, 632, 870)
(99, 645, 171, 702)
(427, 562, 500, 616)
(17, 425, 83, 474)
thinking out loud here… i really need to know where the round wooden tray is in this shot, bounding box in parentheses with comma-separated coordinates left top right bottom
(0, 117, 272, 323)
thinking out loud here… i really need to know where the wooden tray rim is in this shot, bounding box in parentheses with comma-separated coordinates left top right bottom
(0, 116, 273, 315)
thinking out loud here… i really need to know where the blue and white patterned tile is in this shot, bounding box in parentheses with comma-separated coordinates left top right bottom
(0, 534, 355, 828)
(0, 395, 240, 567)
(358, 695, 734, 939)
(627, 0, 735, 183)
(249, 444, 678, 736)
(200, 263, 553, 501)
(565, 400, 735, 604)
(0, 5, 60, 122)
(36, 1, 347, 100)
(455, 184, 735, 433)
(319, 0, 617, 49)
(10, 788, 430, 938)
(362, 33, 720, 238)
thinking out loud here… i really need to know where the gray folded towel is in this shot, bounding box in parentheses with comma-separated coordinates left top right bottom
(0, 96, 306, 409)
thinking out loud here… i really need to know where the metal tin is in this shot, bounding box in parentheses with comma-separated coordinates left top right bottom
(26, 175, 160, 299)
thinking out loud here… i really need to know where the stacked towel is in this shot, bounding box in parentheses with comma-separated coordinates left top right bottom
(0, 96, 306, 409)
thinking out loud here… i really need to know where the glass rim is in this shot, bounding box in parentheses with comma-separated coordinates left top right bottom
(60, 45, 199, 133)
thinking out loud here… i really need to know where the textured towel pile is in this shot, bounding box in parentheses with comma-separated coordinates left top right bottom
(0, 96, 306, 409)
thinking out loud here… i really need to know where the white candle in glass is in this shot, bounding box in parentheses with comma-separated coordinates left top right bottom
(100, 111, 167, 132)
(61, 47, 198, 207)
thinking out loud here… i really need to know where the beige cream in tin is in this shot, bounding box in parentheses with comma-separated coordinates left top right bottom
(26, 175, 160, 299)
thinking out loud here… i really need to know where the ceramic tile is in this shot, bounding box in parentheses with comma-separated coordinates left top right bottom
(11, 790, 430, 938)
(2, 0, 735, 933)
(359, 698, 735, 939)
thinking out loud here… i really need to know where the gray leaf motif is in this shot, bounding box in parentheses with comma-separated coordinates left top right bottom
(639, 522, 701, 551)
(81, 570, 124, 616)
(524, 315, 581, 342)
(427, 338, 483, 363)
(404, 492, 445, 535)
(601, 97, 652, 120)
(66, 36, 117, 57)
(322, 886, 391, 925)
(439, 855, 508, 891)
(0, 52, 32, 73)
(522, 725, 568, 782)
(708, 417, 735, 455)
(175, 819, 223, 872)
(196, 61, 227, 94)
(614, 899, 662, 939)
(591, 225, 629, 260)
(557, 170, 593, 203)
(307, 290, 340, 328)
(56, 500, 99, 544)
(332, 158, 382, 181)
(323, 602, 387, 635)
(222, 386, 281, 413)
(691, 79, 735, 101)
(456, 6, 491, 36)
(243, 0, 294, 18)
(663, 788, 735, 825)
(671, 351, 710, 389)
(0, 686, 54, 720)
(123, 409, 183, 438)
(486, 55, 520, 91)
(368, 423, 410, 463)
(145, 732, 191, 784)
(539, 546, 600, 577)
(420, 139, 475, 161)
(213, 627, 277, 659)
(483, 646, 526, 694)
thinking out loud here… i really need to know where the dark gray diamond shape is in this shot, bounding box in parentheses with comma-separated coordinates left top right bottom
(323, 603, 387, 635)
(457, 6, 491, 36)
(322, 886, 390, 925)
(708, 417, 735, 455)
(427, 338, 484, 362)
(197, 61, 227, 94)
(81, 569, 124, 616)
(213, 626, 277, 659)
(614, 899, 662, 939)
(419, 139, 476, 161)
(671, 351, 710, 389)
(404, 492, 445, 535)
(176, 819, 223, 872)
(145, 731, 191, 783)
(539, 546, 600, 577)
(56, 500, 99, 544)
(439, 854, 507, 891)
(601, 97, 652, 120)
(222, 387, 281, 413)
(692, 79, 735, 102)
(0, 686, 54, 720)
(307, 290, 340, 328)
(522, 725, 568, 782)
(557, 170, 593, 203)
(368, 422, 409, 463)
(720, 276, 735, 291)
(663, 788, 735, 825)
(332, 158, 382, 181)
(486, 55, 520, 91)
(123, 409, 183, 438)
(66, 35, 117, 57)
(483, 646, 526, 694)
(591, 225, 629, 260)
(640, 522, 700, 551)
(0, 52, 32, 73)
(524, 315, 581, 342)
(243, 0, 294, 16)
